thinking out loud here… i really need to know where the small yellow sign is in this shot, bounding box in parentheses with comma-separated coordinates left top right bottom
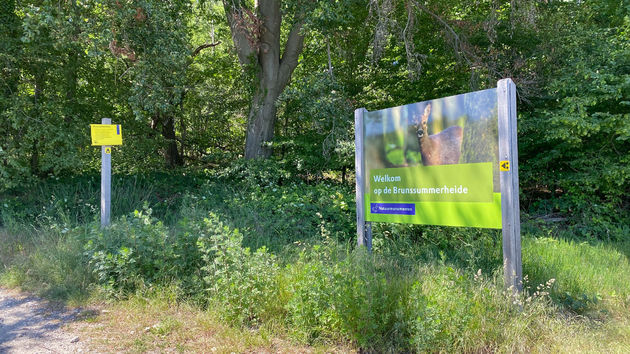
(500, 160, 510, 171)
(91, 124, 122, 146)
(105, 147, 111, 154)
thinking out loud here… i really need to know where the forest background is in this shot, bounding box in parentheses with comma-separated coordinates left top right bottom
(1, 0, 630, 352)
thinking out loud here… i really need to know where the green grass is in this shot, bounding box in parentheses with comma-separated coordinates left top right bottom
(0, 226, 93, 305)
(0, 172, 205, 230)
(523, 235, 630, 315)
(1, 171, 629, 351)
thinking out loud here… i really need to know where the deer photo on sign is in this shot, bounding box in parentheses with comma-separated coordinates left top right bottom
(362, 88, 502, 228)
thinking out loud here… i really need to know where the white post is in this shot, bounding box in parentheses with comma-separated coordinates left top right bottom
(355, 108, 372, 251)
(101, 118, 112, 228)
(497, 79, 522, 292)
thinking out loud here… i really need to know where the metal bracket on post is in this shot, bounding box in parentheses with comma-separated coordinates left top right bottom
(355, 108, 372, 251)
(101, 118, 112, 229)
(498, 79, 522, 293)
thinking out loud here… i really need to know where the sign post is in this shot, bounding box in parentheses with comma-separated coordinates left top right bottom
(355, 79, 522, 291)
(497, 78, 522, 292)
(100, 118, 112, 228)
(90, 119, 122, 229)
(355, 108, 372, 251)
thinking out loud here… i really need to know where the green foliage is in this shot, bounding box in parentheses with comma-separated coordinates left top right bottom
(284, 246, 409, 348)
(518, 2, 630, 236)
(283, 247, 342, 343)
(198, 213, 280, 325)
(136, 159, 355, 254)
(215, 158, 294, 186)
(276, 73, 355, 177)
(84, 208, 176, 294)
(0, 0, 114, 188)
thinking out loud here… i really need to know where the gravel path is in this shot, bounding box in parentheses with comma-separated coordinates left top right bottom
(0, 288, 90, 353)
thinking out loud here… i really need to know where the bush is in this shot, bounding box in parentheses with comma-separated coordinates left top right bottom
(283, 246, 412, 349)
(180, 163, 355, 252)
(198, 213, 281, 325)
(284, 245, 344, 343)
(84, 207, 176, 294)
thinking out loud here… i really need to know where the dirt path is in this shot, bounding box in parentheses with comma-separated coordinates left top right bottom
(0, 288, 91, 353)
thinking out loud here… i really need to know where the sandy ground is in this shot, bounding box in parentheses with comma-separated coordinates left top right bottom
(0, 288, 92, 353)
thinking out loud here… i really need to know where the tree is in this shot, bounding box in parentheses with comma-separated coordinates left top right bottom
(517, 0, 630, 234)
(106, 0, 220, 168)
(221, 0, 307, 158)
(0, 0, 97, 187)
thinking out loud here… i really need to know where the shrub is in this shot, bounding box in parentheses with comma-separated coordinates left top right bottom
(198, 213, 281, 326)
(284, 245, 343, 343)
(84, 207, 176, 294)
(284, 246, 412, 349)
(180, 168, 355, 252)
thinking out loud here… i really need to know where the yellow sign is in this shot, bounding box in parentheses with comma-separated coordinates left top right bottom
(500, 160, 510, 171)
(91, 124, 122, 146)
(105, 147, 111, 154)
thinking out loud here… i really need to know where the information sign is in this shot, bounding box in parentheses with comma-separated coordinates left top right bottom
(354, 79, 522, 291)
(362, 88, 502, 228)
(91, 124, 122, 146)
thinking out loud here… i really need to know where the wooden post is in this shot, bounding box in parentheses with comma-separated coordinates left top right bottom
(497, 79, 522, 292)
(101, 118, 112, 228)
(355, 108, 372, 251)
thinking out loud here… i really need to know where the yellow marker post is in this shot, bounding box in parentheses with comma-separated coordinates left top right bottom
(91, 124, 123, 146)
(92, 119, 122, 228)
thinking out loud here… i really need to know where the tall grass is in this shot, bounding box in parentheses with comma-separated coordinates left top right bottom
(1, 169, 629, 351)
(0, 226, 93, 304)
(0, 172, 205, 230)
(523, 235, 630, 314)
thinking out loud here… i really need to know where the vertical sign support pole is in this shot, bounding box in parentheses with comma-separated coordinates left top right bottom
(355, 108, 372, 251)
(498, 79, 522, 292)
(101, 118, 112, 229)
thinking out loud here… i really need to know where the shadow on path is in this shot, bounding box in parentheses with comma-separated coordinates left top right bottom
(0, 288, 98, 353)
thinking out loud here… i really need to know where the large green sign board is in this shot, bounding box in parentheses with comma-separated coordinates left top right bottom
(362, 88, 501, 228)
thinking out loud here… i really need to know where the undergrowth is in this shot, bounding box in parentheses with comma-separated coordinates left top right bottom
(1, 163, 629, 351)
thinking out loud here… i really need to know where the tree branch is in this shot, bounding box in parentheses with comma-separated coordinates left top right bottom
(223, 1, 257, 67)
(408, 0, 470, 65)
(192, 41, 222, 57)
(278, 21, 305, 92)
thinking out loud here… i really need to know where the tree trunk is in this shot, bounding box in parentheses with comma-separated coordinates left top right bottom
(30, 78, 43, 176)
(244, 77, 280, 159)
(151, 113, 184, 168)
(162, 115, 184, 168)
(224, 0, 304, 159)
